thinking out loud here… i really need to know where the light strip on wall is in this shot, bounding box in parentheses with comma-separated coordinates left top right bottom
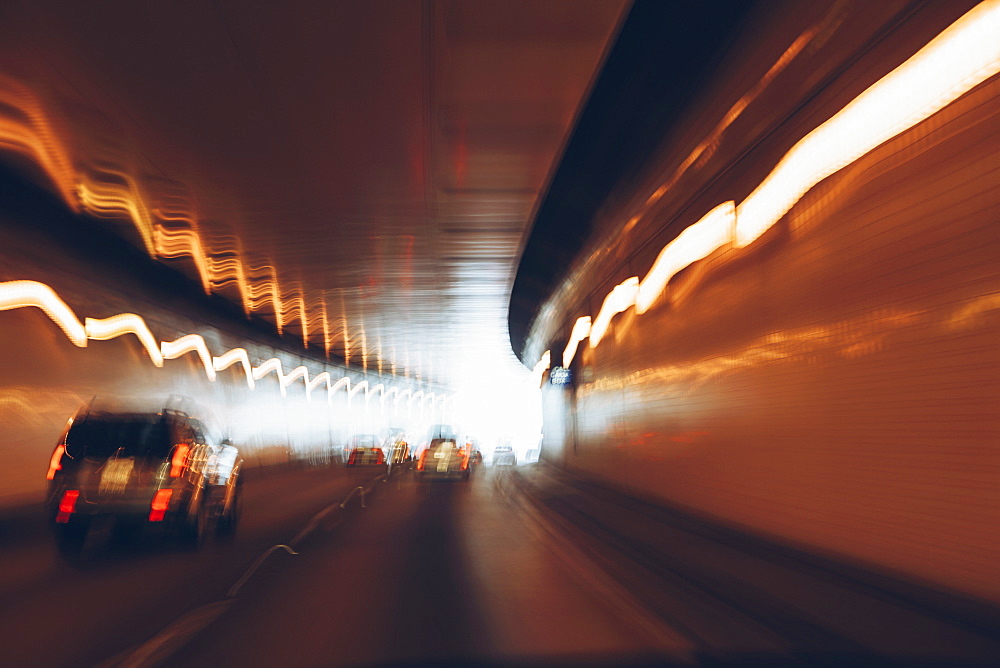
(539, 0, 1000, 371)
(213, 347, 255, 389)
(0, 280, 443, 411)
(562, 316, 592, 368)
(589, 277, 638, 348)
(85, 314, 164, 366)
(635, 201, 736, 314)
(161, 334, 217, 381)
(735, 0, 1000, 247)
(0, 280, 87, 346)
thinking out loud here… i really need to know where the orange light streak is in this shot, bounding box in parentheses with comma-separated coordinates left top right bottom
(635, 201, 735, 314)
(563, 316, 592, 368)
(589, 277, 638, 348)
(538, 1, 1000, 370)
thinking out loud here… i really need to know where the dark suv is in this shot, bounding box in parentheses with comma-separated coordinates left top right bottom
(45, 398, 243, 556)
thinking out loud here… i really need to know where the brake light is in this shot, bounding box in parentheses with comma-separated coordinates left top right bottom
(170, 444, 190, 478)
(47, 444, 66, 480)
(460, 449, 470, 471)
(55, 489, 79, 523)
(416, 450, 426, 471)
(149, 489, 173, 522)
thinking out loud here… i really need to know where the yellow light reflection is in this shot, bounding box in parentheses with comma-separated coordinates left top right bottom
(635, 201, 735, 314)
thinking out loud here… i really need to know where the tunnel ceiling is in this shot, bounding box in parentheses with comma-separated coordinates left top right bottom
(0, 0, 627, 390)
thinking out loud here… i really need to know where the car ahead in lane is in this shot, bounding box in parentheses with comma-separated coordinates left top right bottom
(346, 447, 386, 467)
(493, 445, 517, 466)
(45, 399, 243, 556)
(416, 437, 471, 481)
(342, 433, 381, 465)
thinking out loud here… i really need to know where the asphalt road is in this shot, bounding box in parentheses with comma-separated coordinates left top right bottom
(0, 464, 997, 667)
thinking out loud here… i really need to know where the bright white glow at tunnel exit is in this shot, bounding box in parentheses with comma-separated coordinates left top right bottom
(548, 0, 1000, 370)
(454, 377, 542, 457)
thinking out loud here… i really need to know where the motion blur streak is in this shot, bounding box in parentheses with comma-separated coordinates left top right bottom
(160, 334, 218, 382)
(532, 351, 550, 388)
(563, 316, 592, 368)
(0, 74, 359, 359)
(735, 0, 1000, 247)
(588, 277, 639, 348)
(0, 280, 87, 346)
(538, 0, 1000, 367)
(635, 201, 736, 314)
(0, 279, 438, 411)
(84, 314, 164, 366)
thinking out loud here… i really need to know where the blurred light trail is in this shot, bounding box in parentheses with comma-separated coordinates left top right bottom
(538, 0, 1000, 369)
(0, 279, 444, 411)
(0, 76, 360, 361)
(0, 280, 87, 346)
(589, 277, 638, 348)
(563, 316, 592, 367)
(532, 351, 550, 388)
(160, 334, 218, 381)
(85, 313, 164, 366)
(212, 347, 256, 389)
(635, 201, 735, 314)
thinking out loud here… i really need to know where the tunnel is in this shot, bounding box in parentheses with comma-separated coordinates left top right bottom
(0, 1, 998, 666)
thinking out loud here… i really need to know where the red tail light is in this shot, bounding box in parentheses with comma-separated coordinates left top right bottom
(416, 450, 427, 471)
(149, 489, 173, 522)
(55, 489, 79, 523)
(460, 449, 470, 471)
(170, 444, 189, 478)
(47, 444, 66, 480)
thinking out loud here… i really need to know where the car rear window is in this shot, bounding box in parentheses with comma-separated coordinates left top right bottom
(66, 417, 173, 459)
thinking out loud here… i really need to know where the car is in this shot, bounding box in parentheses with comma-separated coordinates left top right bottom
(346, 447, 386, 467)
(416, 438, 471, 481)
(45, 398, 243, 556)
(387, 435, 411, 466)
(493, 445, 517, 466)
(342, 433, 381, 464)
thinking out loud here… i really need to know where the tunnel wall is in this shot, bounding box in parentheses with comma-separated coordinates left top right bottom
(532, 4, 999, 603)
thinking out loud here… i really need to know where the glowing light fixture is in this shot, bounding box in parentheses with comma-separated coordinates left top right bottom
(160, 334, 217, 381)
(589, 277, 638, 348)
(735, 0, 1000, 247)
(0, 280, 87, 346)
(562, 316, 592, 368)
(635, 201, 735, 314)
(213, 348, 255, 389)
(85, 314, 164, 366)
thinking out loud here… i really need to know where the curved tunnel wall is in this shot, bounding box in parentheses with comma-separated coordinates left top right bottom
(528, 2, 999, 603)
